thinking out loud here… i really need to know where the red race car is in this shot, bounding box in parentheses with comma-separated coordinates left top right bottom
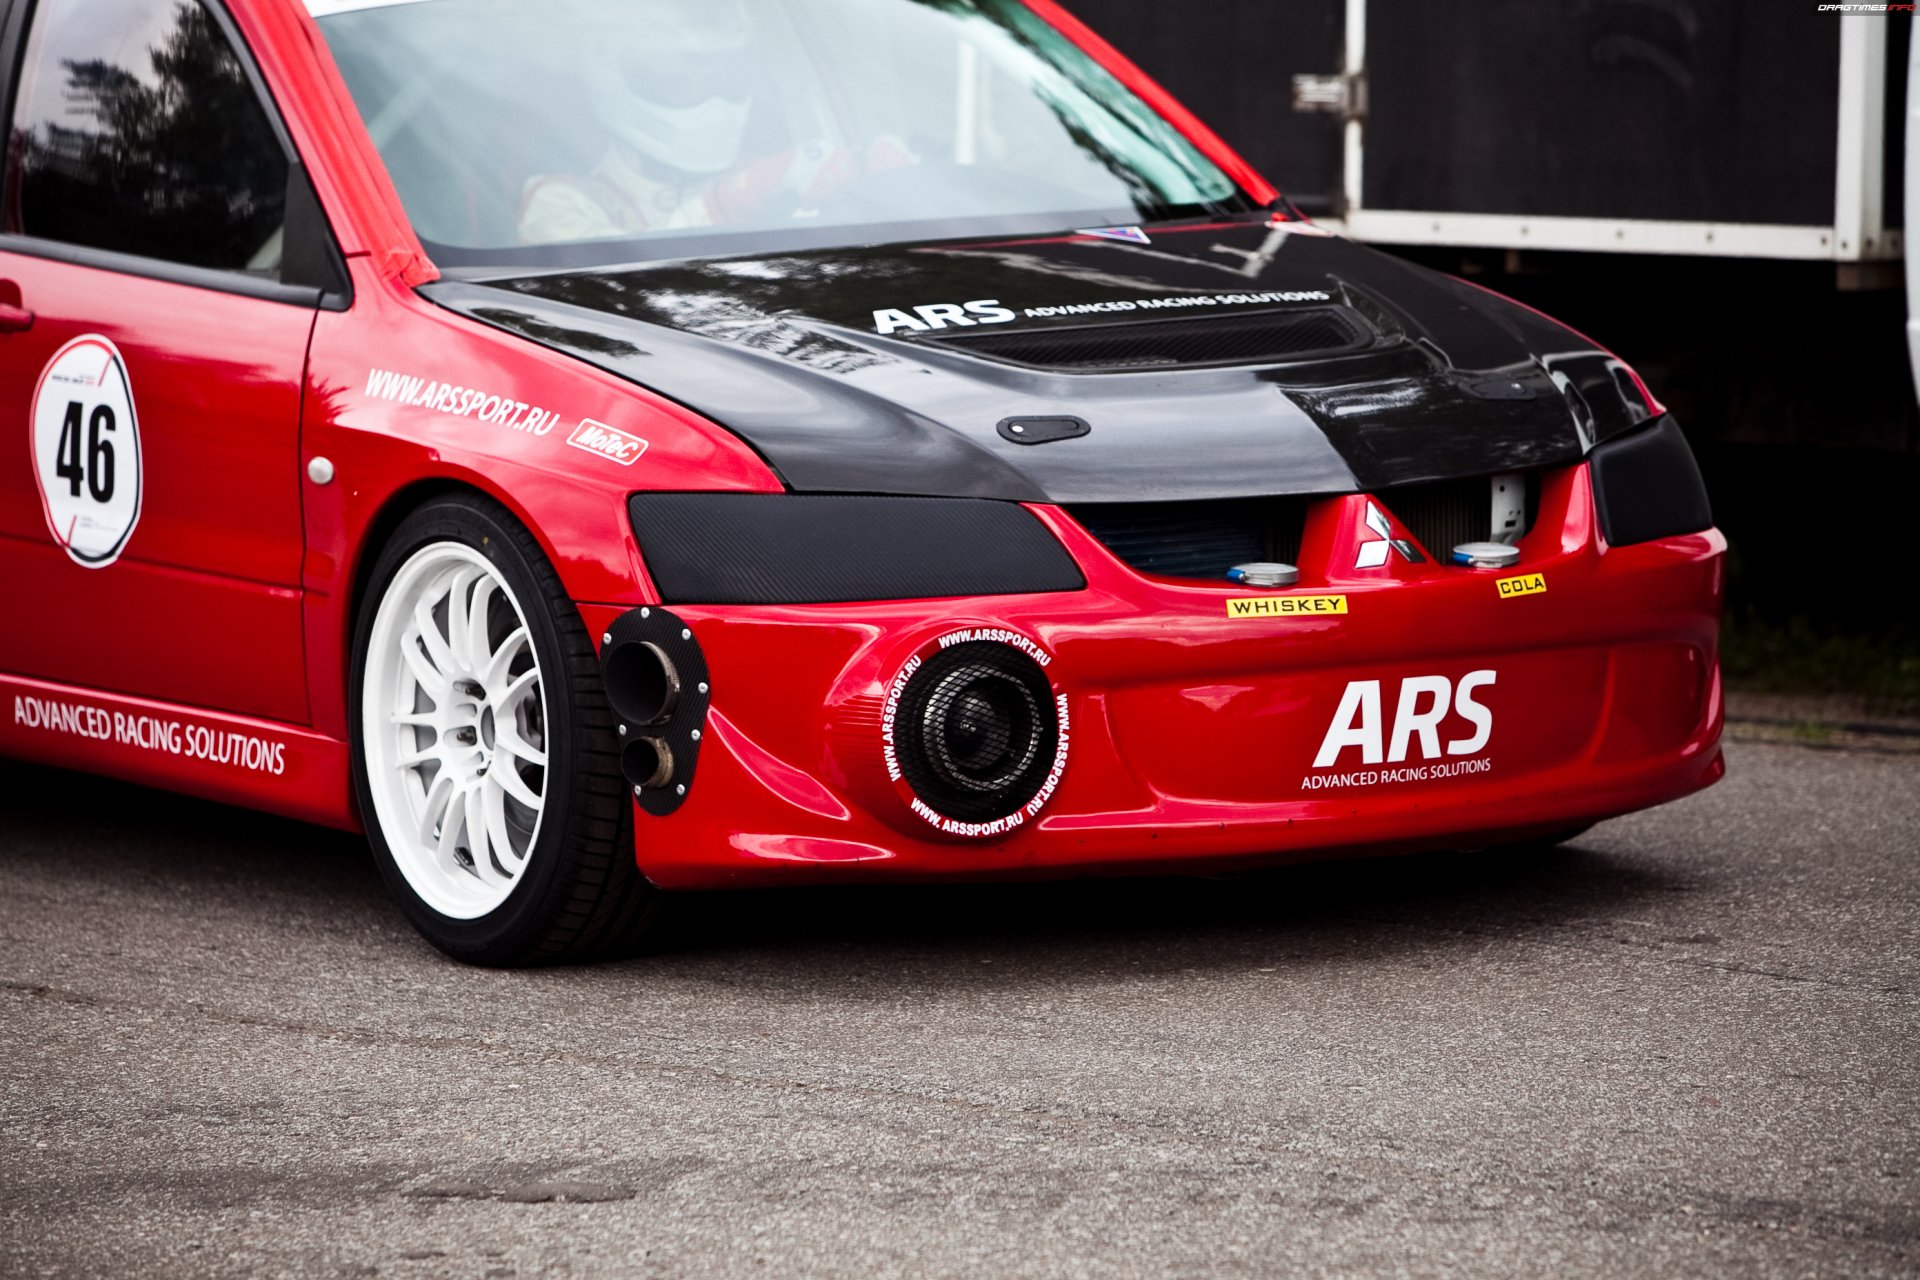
(0, 0, 1723, 964)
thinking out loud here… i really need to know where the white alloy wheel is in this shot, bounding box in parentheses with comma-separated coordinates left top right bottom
(361, 542, 549, 919)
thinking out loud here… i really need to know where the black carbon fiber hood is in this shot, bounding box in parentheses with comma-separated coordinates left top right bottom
(426, 217, 1658, 503)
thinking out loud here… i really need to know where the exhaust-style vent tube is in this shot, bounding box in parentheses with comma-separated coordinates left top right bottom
(598, 606, 711, 817)
(621, 737, 675, 790)
(605, 640, 680, 726)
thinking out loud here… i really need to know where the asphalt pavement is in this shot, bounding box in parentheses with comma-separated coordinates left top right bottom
(1, 736, 1915, 1279)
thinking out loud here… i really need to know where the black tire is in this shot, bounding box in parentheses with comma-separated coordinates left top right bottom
(349, 492, 664, 965)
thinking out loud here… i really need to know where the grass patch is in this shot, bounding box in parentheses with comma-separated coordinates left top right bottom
(1787, 719, 1837, 745)
(1720, 611, 1920, 716)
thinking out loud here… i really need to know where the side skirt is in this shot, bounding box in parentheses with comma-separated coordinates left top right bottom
(0, 671, 357, 831)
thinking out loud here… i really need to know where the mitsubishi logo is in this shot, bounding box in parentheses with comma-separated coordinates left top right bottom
(1356, 502, 1426, 569)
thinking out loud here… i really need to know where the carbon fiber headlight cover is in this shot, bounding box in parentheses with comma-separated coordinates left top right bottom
(629, 493, 1086, 605)
(1588, 416, 1713, 548)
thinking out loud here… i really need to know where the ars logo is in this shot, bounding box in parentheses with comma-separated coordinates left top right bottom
(871, 299, 1017, 336)
(1313, 671, 1496, 768)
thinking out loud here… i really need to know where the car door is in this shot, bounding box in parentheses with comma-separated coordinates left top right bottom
(0, 0, 346, 724)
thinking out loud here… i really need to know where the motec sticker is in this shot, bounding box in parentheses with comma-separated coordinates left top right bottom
(32, 336, 143, 568)
(1497, 572, 1548, 600)
(1227, 595, 1348, 619)
(566, 418, 649, 466)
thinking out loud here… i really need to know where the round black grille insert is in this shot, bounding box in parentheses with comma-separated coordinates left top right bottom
(893, 641, 1059, 824)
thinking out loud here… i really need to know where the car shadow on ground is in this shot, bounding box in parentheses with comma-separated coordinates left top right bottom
(0, 758, 1697, 981)
(0, 759, 379, 908)
(644, 838, 1695, 987)
(3, 756, 1712, 990)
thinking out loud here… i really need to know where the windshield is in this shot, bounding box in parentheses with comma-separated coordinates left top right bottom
(310, 0, 1248, 269)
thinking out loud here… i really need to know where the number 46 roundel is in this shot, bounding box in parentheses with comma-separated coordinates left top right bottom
(31, 335, 143, 569)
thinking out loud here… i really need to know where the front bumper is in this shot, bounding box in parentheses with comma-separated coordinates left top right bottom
(586, 465, 1724, 889)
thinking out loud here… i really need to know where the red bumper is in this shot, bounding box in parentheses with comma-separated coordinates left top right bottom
(584, 466, 1724, 889)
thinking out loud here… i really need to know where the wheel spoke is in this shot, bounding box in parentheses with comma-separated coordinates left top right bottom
(436, 780, 470, 868)
(441, 566, 478, 673)
(463, 782, 506, 882)
(497, 666, 540, 713)
(463, 573, 498, 677)
(484, 782, 523, 871)
(412, 593, 457, 682)
(418, 771, 456, 850)
(495, 722, 547, 770)
(399, 628, 448, 699)
(482, 626, 529, 690)
(396, 738, 439, 770)
(493, 760, 543, 811)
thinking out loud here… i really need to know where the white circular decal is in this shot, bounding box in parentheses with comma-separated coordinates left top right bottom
(32, 335, 143, 568)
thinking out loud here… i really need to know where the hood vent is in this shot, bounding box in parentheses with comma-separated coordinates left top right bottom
(930, 306, 1373, 373)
